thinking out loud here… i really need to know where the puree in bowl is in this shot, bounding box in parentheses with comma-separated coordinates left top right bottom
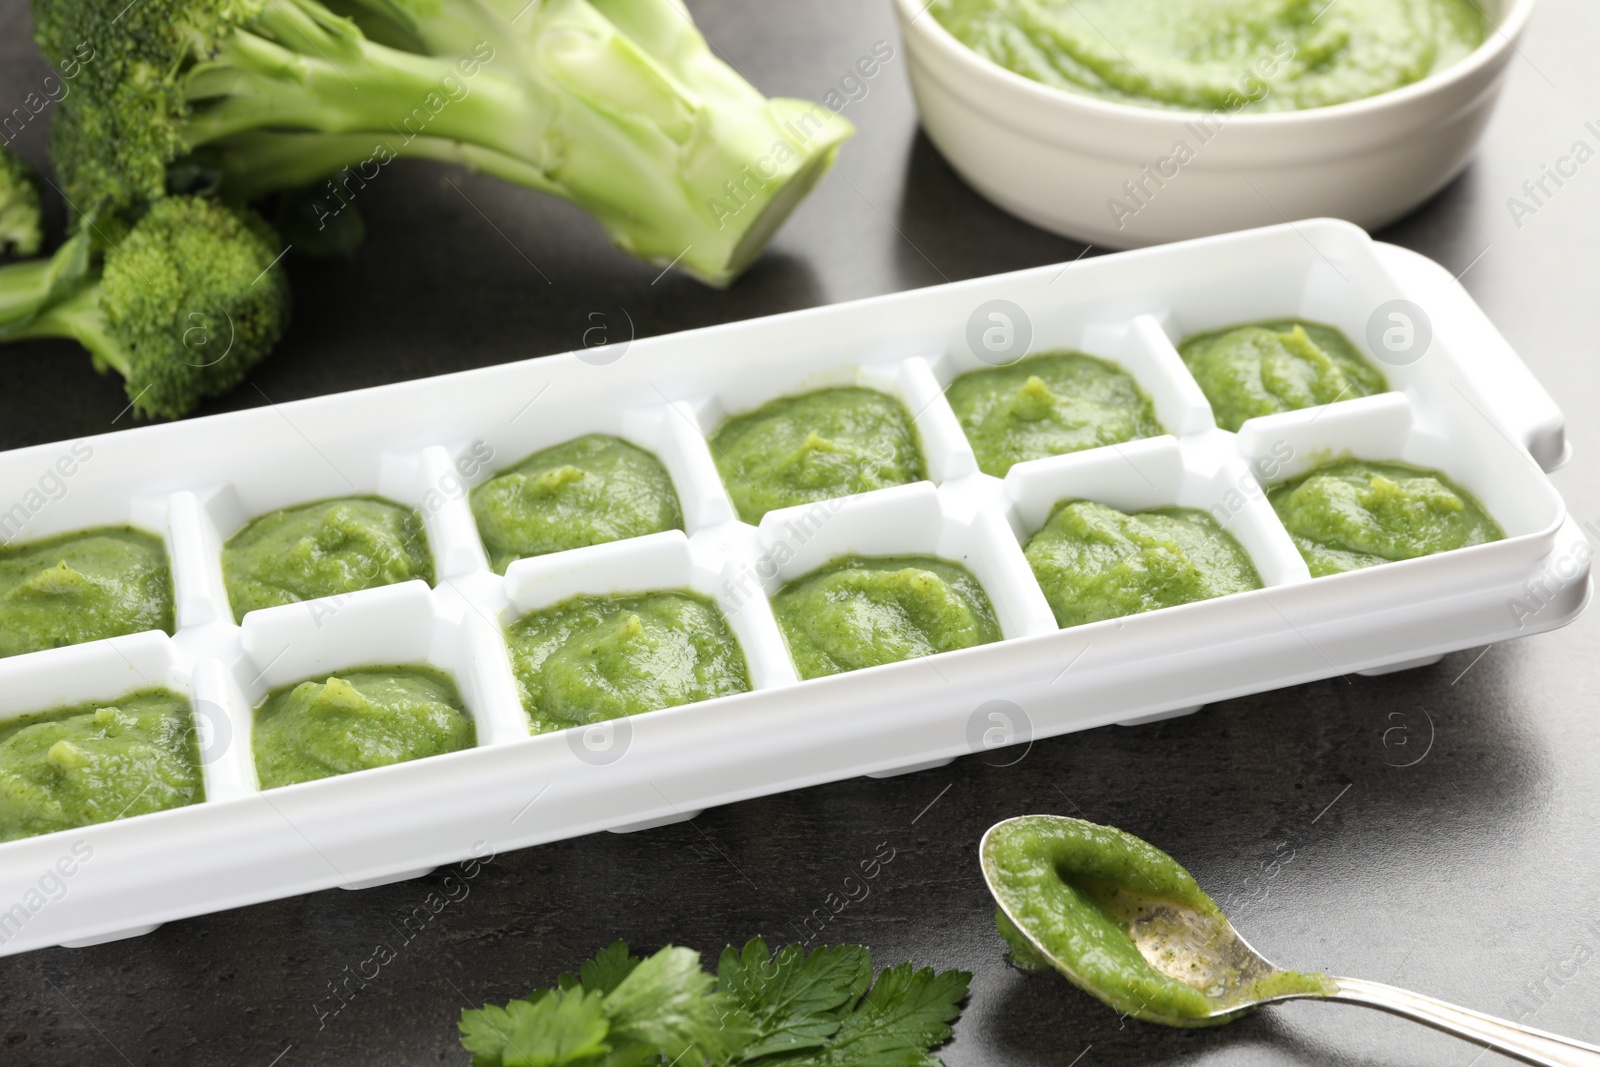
(711, 387, 926, 524)
(1026, 501, 1261, 628)
(223, 497, 433, 620)
(947, 351, 1163, 477)
(0, 689, 203, 842)
(1179, 320, 1387, 431)
(0, 527, 174, 658)
(507, 592, 750, 733)
(772, 555, 1001, 679)
(1269, 460, 1503, 576)
(472, 435, 683, 574)
(928, 0, 1488, 112)
(253, 667, 475, 788)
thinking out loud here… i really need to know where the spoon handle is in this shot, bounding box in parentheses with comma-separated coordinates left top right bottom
(1327, 976, 1600, 1067)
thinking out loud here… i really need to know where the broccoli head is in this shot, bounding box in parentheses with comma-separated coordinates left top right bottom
(0, 145, 44, 259)
(0, 196, 291, 419)
(32, 0, 252, 216)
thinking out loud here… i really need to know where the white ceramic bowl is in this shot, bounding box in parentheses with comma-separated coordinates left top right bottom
(895, 0, 1536, 247)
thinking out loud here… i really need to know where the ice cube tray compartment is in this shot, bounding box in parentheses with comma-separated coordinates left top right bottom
(752, 482, 1058, 641)
(0, 220, 1584, 957)
(1235, 390, 1566, 576)
(501, 529, 798, 692)
(436, 397, 725, 581)
(682, 355, 974, 495)
(1002, 435, 1312, 589)
(183, 443, 465, 627)
(928, 310, 1216, 442)
(0, 632, 239, 860)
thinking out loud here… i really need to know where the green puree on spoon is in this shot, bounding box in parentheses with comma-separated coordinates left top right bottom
(982, 815, 1331, 1025)
(980, 816, 1600, 1061)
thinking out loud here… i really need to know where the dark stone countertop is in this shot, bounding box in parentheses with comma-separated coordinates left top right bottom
(0, 1, 1597, 1064)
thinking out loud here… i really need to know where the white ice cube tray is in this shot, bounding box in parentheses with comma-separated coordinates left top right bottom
(0, 219, 1586, 956)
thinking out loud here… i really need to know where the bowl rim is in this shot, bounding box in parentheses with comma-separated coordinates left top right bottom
(893, 0, 1540, 127)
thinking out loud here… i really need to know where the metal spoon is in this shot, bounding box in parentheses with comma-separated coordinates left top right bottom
(980, 816, 1600, 1067)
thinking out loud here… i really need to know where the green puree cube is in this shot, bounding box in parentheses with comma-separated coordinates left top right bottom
(1179, 320, 1387, 432)
(0, 689, 202, 842)
(252, 667, 475, 789)
(471, 434, 683, 574)
(711, 387, 925, 525)
(772, 555, 1001, 679)
(222, 496, 432, 621)
(1269, 459, 1503, 577)
(946, 351, 1163, 477)
(0, 526, 174, 658)
(506, 592, 750, 735)
(1025, 501, 1261, 628)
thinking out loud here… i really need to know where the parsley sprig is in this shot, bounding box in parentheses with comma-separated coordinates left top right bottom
(459, 938, 972, 1067)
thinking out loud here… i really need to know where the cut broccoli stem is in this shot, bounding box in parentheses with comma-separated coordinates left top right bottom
(2, 285, 130, 381)
(0, 259, 58, 327)
(36, 0, 849, 286)
(183, 22, 545, 160)
(0, 233, 90, 330)
(200, 131, 563, 204)
(328, 0, 855, 284)
(208, 0, 851, 284)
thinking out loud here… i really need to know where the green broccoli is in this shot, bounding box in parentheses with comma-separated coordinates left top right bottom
(0, 196, 291, 419)
(33, 0, 852, 287)
(0, 145, 44, 259)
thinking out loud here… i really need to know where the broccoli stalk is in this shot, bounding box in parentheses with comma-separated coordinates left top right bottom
(34, 0, 852, 287)
(0, 196, 291, 419)
(0, 145, 44, 259)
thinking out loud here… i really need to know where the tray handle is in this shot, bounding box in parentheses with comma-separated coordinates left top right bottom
(1373, 243, 1569, 472)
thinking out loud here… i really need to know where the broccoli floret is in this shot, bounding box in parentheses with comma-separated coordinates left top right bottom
(32, 0, 851, 286)
(0, 145, 44, 259)
(0, 196, 291, 419)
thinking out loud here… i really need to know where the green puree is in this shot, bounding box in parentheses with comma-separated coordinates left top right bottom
(472, 434, 683, 574)
(929, 0, 1487, 112)
(772, 556, 1001, 679)
(1270, 459, 1503, 577)
(1180, 320, 1387, 432)
(1026, 502, 1260, 628)
(711, 388, 925, 524)
(508, 592, 750, 733)
(0, 527, 173, 658)
(223, 496, 432, 620)
(985, 816, 1334, 1024)
(0, 689, 202, 843)
(947, 352, 1163, 477)
(253, 667, 474, 788)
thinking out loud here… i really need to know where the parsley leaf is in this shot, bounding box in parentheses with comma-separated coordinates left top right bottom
(774, 962, 971, 1067)
(605, 945, 752, 1066)
(459, 987, 610, 1067)
(718, 939, 871, 1059)
(556, 940, 641, 997)
(457, 940, 969, 1067)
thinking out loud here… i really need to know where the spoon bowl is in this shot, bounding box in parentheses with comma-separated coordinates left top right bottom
(981, 815, 1600, 1066)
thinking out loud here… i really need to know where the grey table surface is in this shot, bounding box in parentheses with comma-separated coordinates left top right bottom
(1, 2, 1598, 1065)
